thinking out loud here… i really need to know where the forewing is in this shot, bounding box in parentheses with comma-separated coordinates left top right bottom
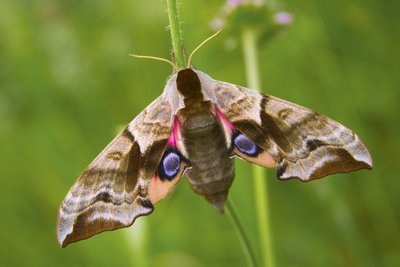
(57, 95, 174, 247)
(212, 81, 372, 181)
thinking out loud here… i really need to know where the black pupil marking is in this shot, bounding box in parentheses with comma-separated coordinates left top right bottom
(234, 132, 259, 157)
(159, 151, 181, 181)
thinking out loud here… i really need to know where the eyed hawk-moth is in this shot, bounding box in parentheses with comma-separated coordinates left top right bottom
(57, 67, 372, 247)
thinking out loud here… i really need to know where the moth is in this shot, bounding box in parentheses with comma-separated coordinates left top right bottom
(57, 40, 372, 248)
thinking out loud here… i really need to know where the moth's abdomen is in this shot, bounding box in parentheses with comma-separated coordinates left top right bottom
(181, 115, 234, 213)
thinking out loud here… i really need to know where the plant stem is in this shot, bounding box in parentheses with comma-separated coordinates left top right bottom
(166, 0, 186, 69)
(165, 1, 259, 265)
(226, 200, 259, 267)
(241, 27, 275, 267)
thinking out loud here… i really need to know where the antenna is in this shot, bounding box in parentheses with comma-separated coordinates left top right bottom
(129, 54, 178, 73)
(187, 30, 222, 69)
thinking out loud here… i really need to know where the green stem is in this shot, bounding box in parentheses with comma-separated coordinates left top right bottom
(226, 200, 259, 267)
(165, 1, 261, 265)
(241, 28, 275, 267)
(166, 0, 186, 69)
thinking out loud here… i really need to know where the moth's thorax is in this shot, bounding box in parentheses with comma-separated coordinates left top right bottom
(175, 68, 214, 128)
(176, 68, 205, 108)
(178, 110, 212, 129)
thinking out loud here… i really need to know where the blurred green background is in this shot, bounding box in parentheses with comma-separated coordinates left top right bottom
(1, 0, 399, 266)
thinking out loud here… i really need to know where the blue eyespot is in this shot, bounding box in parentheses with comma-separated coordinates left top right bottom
(233, 132, 259, 157)
(158, 150, 181, 181)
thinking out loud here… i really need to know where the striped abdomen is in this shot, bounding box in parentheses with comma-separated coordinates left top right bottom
(181, 112, 234, 213)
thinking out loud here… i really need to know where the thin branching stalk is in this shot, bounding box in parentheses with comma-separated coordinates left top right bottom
(242, 27, 275, 267)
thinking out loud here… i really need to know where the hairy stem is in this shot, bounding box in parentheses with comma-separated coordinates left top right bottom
(166, 0, 186, 69)
(242, 27, 275, 267)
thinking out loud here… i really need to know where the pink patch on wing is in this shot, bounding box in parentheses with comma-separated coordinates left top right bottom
(167, 118, 181, 147)
(216, 108, 235, 130)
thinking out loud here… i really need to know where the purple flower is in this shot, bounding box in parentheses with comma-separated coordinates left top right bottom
(228, 0, 241, 7)
(274, 11, 294, 25)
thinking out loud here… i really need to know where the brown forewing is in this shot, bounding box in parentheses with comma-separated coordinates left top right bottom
(212, 81, 372, 181)
(57, 95, 173, 247)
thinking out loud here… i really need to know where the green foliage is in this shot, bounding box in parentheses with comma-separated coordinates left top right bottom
(0, 0, 399, 266)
